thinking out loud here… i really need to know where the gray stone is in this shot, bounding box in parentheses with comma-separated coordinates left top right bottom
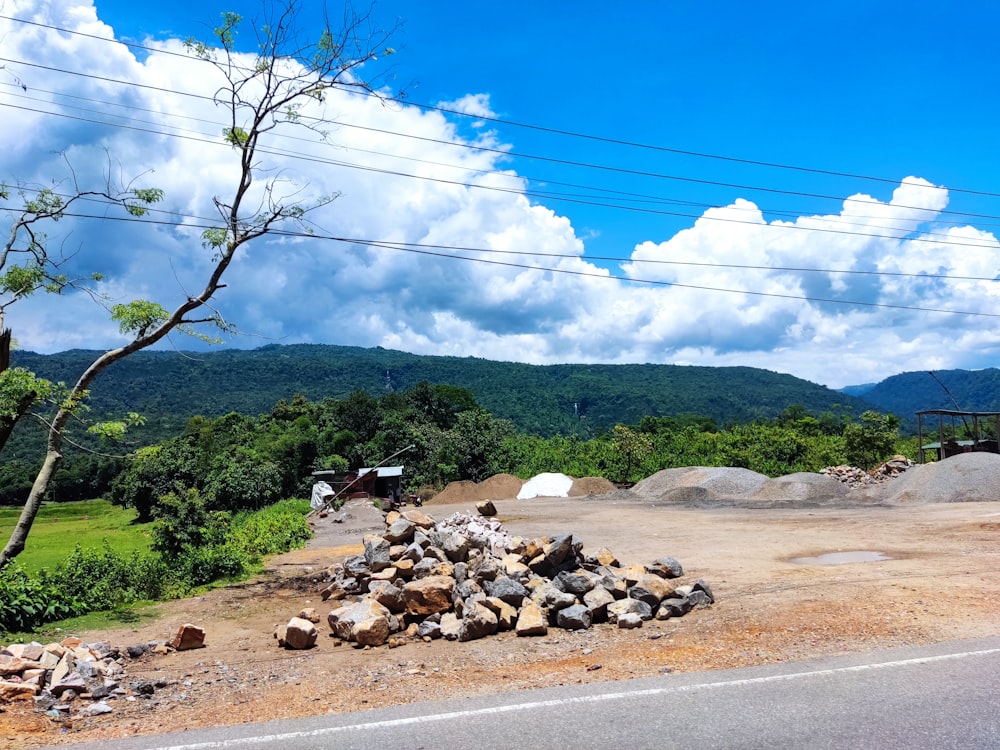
(383, 518, 416, 544)
(344, 555, 371, 578)
(607, 598, 653, 623)
(656, 597, 692, 619)
(416, 620, 442, 639)
(685, 590, 713, 609)
(629, 574, 674, 608)
(646, 556, 684, 579)
(369, 581, 406, 613)
(459, 601, 499, 641)
(79, 701, 114, 716)
(363, 536, 392, 572)
(583, 586, 616, 622)
(484, 576, 529, 607)
(539, 585, 578, 611)
(555, 571, 596, 596)
(617, 612, 644, 629)
(556, 604, 592, 630)
(441, 533, 471, 563)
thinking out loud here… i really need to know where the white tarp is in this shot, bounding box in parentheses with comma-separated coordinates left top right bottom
(310, 481, 334, 510)
(516, 472, 573, 499)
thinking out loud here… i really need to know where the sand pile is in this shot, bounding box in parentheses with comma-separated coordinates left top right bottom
(569, 477, 618, 496)
(427, 474, 525, 506)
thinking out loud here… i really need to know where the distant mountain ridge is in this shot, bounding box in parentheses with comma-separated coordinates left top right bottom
(853, 369, 1000, 418)
(12, 344, 876, 437)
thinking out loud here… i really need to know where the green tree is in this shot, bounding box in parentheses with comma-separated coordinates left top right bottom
(1, 3, 398, 568)
(843, 410, 900, 469)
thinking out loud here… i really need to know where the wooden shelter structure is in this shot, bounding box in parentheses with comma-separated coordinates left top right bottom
(916, 409, 1000, 463)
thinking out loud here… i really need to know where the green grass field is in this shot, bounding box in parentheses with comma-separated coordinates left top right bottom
(0, 499, 154, 574)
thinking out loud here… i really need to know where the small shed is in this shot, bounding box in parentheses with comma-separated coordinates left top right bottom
(916, 410, 1000, 463)
(310, 466, 404, 501)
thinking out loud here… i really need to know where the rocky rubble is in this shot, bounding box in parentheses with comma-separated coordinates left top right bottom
(0, 623, 205, 715)
(285, 509, 713, 649)
(820, 456, 916, 488)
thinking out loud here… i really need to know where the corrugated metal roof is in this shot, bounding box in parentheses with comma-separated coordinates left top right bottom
(358, 466, 404, 478)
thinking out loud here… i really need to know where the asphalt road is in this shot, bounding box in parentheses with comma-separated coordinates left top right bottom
(48, 637, 1000, 750)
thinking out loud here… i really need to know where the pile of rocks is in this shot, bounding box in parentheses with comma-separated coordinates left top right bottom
(0, 624, 205, 711)
(821, 456, 916, 488)
(278, 509, 713, 648)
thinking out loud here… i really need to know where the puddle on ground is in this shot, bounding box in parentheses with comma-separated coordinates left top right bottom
(789, 550, 893, 565)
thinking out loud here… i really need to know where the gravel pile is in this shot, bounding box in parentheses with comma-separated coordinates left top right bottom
(747, 472, 851, 508)
(866, 452, 1000, 505)
(632, 467, 770, 506)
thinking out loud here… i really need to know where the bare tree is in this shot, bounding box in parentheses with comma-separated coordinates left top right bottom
(0, 1, 397, 569)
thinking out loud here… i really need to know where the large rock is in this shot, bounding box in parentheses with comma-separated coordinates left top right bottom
(402, 575, 457, 615)
(607, 598, 653, 623)
(484, 576, 529, 607)
(363, 536, 392, 572)
(328, 599, 391, 641)
(369, 581, 406, 613)
(515, 602, 548, 637)
(459, 601, 499, 642)
(384, 518, 416, 544)
(556, 604, 592, 630)
(353, 616, 391, 646)
(0, 680, 38, 701)
(171, 623, 206, 651)
(278, 617, 318, 649)
(629, 574, 674, 608)
(646, 556, 684, 579)
(583, 586, 616, 621)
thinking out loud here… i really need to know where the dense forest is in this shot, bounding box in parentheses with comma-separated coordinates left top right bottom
(13, 343, 877, 440)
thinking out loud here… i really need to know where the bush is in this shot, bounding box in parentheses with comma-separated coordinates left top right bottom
(0, 564, 84, 632)
(179, 543, 251, 587)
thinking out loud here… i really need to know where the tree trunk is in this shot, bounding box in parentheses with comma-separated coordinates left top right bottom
(0, 448, 61, 569)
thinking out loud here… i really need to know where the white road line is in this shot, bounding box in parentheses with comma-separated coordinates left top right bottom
(148, 647, 1000, 750)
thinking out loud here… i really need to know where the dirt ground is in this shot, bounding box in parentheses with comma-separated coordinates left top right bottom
(4, 493, 1000, 747)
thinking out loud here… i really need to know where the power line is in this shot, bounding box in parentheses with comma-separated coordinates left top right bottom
(5, 11, 1000, 203)
(5, 99, 1000, 254)
(35, 208, 1000, 320)
(38, 191, 1000, 282)
(9, 78, 995, 241)
(6, 53, 994, 225)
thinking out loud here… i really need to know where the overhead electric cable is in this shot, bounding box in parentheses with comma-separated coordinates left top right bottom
(1, 54, 998, 225)
(3, 99, 999, 254)
(39, 208, 1000, 319)
(5, 12, 1000, 202)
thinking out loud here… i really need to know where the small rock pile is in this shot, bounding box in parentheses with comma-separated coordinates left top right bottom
(821, 456, 916, 488)
(0, 624, 205, 712)
(281, 509, 713, 648)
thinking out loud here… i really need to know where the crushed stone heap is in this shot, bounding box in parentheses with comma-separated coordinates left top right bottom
(0, 626, 204, 713)
(306, 509, 714, 647)
(820, 456, 916, 488)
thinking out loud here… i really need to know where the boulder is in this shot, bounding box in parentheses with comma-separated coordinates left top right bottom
(556, 604, 592, 630)
(353, 616, 390, 646)
(0, 680, 38, 701)
(583, 586, 616, 621)
(646, 556, 684, 579)
(459, 601, 499, 642)
(607, 598, 653, 623)
(171, 623, 206, 651)
(363, 536, 392, 572)
(629, 574, 674, 608)
(279, 617, 318, 649)
(402, 575, 457, 616)
(484, 576, 529, 607)
(476, 500, 497, 517)
(328, 599, 391, 641)
(515, 602, 548, 637)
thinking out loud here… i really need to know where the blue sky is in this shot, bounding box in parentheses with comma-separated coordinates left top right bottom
(2, 0, 1000, 388)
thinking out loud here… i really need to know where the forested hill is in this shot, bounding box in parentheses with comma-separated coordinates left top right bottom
(13, 344, 875, 437)
(855, 369, 1000, 417)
